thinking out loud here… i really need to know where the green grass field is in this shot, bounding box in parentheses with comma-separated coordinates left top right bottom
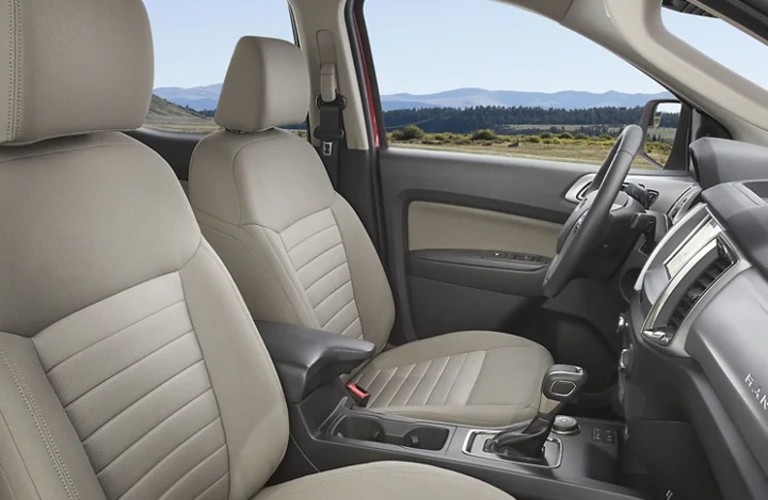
(388, 130, 671, 169)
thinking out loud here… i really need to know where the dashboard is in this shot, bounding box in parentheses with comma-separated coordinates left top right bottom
(624, 177, 768, 499)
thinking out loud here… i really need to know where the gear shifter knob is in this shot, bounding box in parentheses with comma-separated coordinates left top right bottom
(542, 364, 587, 405)
(483, 364, 587, 463)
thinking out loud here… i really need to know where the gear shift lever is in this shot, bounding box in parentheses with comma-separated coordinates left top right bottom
(484, 365, 587, 462)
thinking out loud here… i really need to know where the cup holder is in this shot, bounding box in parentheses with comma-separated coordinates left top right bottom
(332, 415, 449, 451)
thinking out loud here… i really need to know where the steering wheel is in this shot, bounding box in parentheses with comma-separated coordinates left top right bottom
(542, 125, 644, 298)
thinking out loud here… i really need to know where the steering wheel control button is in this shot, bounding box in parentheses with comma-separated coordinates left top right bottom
(552, 416, 580, 435)
(550, 380, 577, 398)
(592, 426, 617, 445)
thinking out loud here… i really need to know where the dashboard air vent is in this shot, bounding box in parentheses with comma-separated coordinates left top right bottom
(667, 249, 732, 331)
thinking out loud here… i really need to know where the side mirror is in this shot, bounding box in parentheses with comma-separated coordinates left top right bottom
(638, 99, 682, 168)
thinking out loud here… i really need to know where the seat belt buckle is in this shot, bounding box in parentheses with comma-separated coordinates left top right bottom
(322, 141, 334, 157)
(345, 381, 370, 406)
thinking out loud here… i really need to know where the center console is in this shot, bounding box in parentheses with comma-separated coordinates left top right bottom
(257, 321, 644, 500)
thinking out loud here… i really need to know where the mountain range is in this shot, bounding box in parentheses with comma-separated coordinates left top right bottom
(153, 84, 671, 112)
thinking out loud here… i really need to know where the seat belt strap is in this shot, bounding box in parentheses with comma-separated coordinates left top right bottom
(313, 62, 346, 188)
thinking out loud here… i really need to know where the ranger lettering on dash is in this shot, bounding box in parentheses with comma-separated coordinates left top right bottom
(745, 373, 768, 412)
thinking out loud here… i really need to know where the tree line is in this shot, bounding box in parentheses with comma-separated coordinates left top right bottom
(381, 105, 678, 134)
(196, 104, 679, 135)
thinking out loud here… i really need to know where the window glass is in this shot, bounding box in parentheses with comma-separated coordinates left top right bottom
(143, 0, 293, 133)
(365, 0, 679, 168)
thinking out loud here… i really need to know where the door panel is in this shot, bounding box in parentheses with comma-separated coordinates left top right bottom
(380, 147, 694, 376)
(380, 147, 594, 342)
(408, 201, 561, 257)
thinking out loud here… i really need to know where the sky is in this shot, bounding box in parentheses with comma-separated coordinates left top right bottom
(144, 0, 768, 95)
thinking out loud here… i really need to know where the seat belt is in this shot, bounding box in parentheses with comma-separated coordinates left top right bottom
(313, 61, 346, 188)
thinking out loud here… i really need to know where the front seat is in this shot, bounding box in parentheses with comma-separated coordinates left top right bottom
(189, 37, 554, 428)
(0, 1, 515, 499)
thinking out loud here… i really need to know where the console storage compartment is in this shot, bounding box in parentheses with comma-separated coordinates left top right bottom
(331, 414, 450, 451)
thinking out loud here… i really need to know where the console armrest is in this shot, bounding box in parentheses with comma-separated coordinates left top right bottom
(256, 321, 376, 403)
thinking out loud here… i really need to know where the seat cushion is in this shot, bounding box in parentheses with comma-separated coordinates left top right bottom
(255, 461, 514, 500)
(354, 331, 553, 427)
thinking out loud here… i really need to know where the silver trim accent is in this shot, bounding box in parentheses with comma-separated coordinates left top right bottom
(641, 228, 720, 344)
(648, 252, 747, 357)
(637, 207, 747, 357)
(564, 174, 596, 203)
(551, 416, 580, 436)
(634, 203, 709, 292)
(461, 430, 563, 469)
(548, 380, 576, 398)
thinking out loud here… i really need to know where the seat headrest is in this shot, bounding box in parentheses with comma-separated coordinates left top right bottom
(215, 37, 310, 133)
(0, 0, 153, 146)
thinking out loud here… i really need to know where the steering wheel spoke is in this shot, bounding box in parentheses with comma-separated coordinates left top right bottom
(543, 125, 644, 298)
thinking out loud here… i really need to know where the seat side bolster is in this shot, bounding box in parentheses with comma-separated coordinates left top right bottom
(0, 333, 106, 500)
(331, 194, 395, 352)
(194, 209, 318, 329)
(179, 240, 289, 499)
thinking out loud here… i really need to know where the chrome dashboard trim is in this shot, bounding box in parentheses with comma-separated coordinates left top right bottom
(634, 203, 709, 292)
(638, 208, 747, 357)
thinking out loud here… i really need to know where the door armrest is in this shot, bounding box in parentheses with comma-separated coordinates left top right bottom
(256, 321, 376, 403)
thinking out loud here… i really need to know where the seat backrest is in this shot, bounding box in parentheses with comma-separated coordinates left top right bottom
(189, 37, 395, 353)
(0, 3, 287, 499)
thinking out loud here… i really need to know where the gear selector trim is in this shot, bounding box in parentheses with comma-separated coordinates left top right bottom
(462, 430, 563, 468)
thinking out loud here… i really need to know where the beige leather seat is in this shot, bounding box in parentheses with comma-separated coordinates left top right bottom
(0, 2, 517, 499)
(189, 37, 554, 427)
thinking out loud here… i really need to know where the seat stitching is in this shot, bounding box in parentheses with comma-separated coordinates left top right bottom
(157, 444, 227, 500)
(285, 223, 337, 253)
(328, 202, 369, 344)
(339, 316, 361, 338)
(320, 298, 355, 330)
(463, 351, 487, 406)
(381, 363, 416, 407)
(6, 0, 16, 142)
(0, 377, 45, 500)
(0, 141, 153, 165)
(190, 472, 228, 500)
(45, 299, 186, 374)
(279, 206, 333, 233)
(81, 357, 206, 452)
(11, 0, 21, 139)
(367, 368, 398, 406)
(422, 356, 451, 406)
(110, 416, 222, 500)
(261, 228, 321, 327)
(89, 386, 213, 473)
(0, 341, 79, 500)
(312, 278, 351, 311)
(295, 242, 343, 273)
(360, 368, 381, 390)
(63, 330, 196, 409)
(442, 353, 469, 406)
(402, 360, 431, 406)
(304, 260, 347, 292)
(82, 361, 208, 443)
(0, 462, 19, 500)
